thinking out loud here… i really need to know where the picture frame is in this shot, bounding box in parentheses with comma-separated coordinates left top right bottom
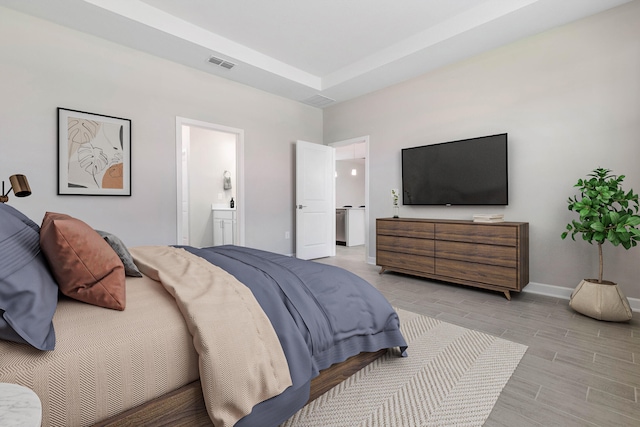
(57, 108, 131, 196)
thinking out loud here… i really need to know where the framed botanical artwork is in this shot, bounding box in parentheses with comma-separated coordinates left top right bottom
(57, 108, 131, 196)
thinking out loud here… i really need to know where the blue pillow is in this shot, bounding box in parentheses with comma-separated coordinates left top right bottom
(0, 204, 58, 350)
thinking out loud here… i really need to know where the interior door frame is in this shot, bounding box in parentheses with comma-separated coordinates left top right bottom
(175, 117, 245, 246)
(329, 135, 370, 262)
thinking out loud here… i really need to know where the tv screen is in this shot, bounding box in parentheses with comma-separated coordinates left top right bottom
(402, 133, 508, 206)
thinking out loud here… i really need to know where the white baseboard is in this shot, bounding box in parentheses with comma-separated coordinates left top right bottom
(522, 282, 573, 300)
(366, 257, 640, 312)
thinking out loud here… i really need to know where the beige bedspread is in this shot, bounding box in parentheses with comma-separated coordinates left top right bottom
(130, 246, 292, 427)
(0, 273, 199, 427)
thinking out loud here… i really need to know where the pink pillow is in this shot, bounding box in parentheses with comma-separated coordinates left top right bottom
(40, 212, 126, 310)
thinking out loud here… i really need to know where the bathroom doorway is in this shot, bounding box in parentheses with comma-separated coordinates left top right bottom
(176, 117, 244, 247)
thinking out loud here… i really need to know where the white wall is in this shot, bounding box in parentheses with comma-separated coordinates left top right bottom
(0, 7, 322, 255)
(324, 1, 640, 298)
(336, 160, 365, 208)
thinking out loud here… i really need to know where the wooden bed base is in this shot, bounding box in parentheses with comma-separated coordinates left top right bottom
(94, 349, 387, 426)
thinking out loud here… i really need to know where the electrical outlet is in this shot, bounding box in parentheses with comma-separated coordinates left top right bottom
(217, 193, 223, 200)
(285, 231, 290, 239)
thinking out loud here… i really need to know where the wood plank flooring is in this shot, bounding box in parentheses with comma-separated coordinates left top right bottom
(315, 245, 640, 426)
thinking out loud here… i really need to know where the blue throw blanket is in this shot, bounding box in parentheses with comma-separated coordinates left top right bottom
(181, 245, 407, 427)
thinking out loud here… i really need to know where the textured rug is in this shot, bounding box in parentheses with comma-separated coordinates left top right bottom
(281, 309, 528, 427)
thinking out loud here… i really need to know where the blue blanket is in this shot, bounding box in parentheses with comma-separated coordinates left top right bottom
(181, 245, 407, 426)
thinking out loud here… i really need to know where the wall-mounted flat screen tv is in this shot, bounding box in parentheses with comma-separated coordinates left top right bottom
(402, 133, 508, 206)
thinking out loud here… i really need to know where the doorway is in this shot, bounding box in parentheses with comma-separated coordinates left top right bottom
(176, 117, 244, 247)
(330, 136, 370, 262)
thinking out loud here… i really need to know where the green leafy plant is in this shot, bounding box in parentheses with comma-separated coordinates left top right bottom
(391, 189, 399, 206)
(561, 168, 640, 283)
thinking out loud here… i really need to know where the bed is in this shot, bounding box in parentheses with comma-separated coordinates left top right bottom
(0, 204, 407, 427)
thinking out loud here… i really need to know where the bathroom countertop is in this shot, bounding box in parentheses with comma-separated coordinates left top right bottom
(211, 204, 236, 211)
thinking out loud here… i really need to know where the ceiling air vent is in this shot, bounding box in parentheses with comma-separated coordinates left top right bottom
(207, 55, 235, 70)
(301, 94, 335, 108)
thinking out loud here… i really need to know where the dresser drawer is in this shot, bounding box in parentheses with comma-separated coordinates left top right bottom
(435, 240, 517, 268)
(377, 235, 434, 257)
(377, 219, 434, 239)
(377, 250, 435, 274)
(435, 258, 517, 289)
(436, 223, 517, 246)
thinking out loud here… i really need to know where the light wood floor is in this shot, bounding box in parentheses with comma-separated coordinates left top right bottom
(316, 245, 640, 426)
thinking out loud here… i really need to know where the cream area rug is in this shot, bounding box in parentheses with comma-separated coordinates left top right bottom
(281, 309, 527, 427)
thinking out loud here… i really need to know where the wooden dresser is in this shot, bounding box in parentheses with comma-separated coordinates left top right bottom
(376, 218, 529, 299)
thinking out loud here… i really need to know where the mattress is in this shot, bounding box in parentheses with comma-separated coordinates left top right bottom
(0, 274, 199, 427)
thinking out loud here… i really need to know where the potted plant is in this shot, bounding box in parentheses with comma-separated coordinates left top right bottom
(561, 167, 640, 321)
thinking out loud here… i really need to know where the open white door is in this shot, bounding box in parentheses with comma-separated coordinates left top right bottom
(295, 140, 335, 260)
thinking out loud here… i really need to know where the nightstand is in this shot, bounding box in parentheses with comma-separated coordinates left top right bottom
(0, 383, 42, 426)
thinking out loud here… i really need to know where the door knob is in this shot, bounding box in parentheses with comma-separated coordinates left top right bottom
(297, 205, 307, 209)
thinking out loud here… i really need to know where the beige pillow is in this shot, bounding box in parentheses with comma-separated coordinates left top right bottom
(40, 212, 126, 310)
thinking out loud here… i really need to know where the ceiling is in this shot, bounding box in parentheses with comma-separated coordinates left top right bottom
(1, 0, 632, 107)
